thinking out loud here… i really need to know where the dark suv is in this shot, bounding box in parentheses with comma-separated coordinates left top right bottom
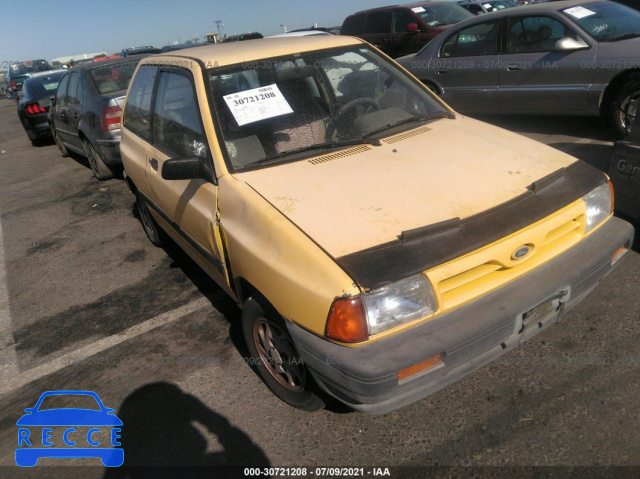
(340, 2, 473, 58)
(49, 55, 146, 180)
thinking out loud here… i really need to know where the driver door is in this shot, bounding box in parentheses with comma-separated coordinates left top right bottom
(145, 68, 229, 286)
(497, 15, 596, 111)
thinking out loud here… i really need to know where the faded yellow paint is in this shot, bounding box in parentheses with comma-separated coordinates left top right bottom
(237, 116, 579, 258)
(218, 174, 360, 335)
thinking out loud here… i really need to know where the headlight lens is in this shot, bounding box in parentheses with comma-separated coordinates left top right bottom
(363, 274, 437, 335)
(582, 182, 613, 234)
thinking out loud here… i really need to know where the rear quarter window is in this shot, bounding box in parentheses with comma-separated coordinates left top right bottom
(341, 14, 366, 35)
(124, 65, 158, 140)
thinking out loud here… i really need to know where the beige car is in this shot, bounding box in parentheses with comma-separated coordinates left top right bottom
(120, 35, 634, 413)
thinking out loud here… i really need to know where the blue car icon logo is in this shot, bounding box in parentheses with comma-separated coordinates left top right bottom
(16, 390, 123, 467)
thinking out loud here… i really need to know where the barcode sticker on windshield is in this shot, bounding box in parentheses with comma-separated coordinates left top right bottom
(223, 84, 293, 126)
(563, 6, 596, 19)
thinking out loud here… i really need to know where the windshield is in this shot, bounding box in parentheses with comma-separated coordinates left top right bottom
(561, 2, 640, 42)
(208, 45, 448, 171)
(414, 4, 473, 27)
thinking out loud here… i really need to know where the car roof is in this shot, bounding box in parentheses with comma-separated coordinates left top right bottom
(432, 0, 608, 25)
(25, 70, 66, 79)
(352, 1, 463, 15)
(72, 54, 150, 71)
(139, 35, 363, 69)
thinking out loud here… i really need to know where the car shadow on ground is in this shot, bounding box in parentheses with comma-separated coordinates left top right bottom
(547, 141, 614, 173)
(102, 382, 270, 478)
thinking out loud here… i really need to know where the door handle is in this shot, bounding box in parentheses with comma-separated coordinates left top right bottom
(506, 64, 520, 71)
(436, 69, 447, 74)
(149, 158, 158, 171)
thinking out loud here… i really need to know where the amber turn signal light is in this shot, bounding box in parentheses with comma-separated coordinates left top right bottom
(325, 297, 368, 343)
(397, 353, 444, 384)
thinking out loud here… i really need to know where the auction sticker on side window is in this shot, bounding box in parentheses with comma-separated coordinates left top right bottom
(563, 6, 596, 18)
(223, 84, 293, 126)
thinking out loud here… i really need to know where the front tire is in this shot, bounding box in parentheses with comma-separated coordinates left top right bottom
(136, 192, 164, 247)
(610, 78, 640, 138)
(83, 140, 115, 180)
(241, 296, 325, 411)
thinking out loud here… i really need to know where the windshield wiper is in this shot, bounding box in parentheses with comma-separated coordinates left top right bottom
(607, 33, 640, 42)
(363, 111, 454, 139)
(238, 137, 382, 169)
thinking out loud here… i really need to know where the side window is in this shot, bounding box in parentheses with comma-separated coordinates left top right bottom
(341, 15, 366, 35)
(507, 16, 577, 53)
(365, 11, 392, 34)
(393, 11, 416, 33)
(441, 21, 500, 57)
(55, 73, 70, 107)
(152, 71, 207, 158)
(124, 66, 158, 140)
(67, 73, 81, 106)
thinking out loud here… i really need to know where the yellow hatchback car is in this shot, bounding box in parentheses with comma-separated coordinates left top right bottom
(121, 36, 634, 413)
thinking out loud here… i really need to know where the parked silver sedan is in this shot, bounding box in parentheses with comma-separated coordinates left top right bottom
(396, 0, 640, 136)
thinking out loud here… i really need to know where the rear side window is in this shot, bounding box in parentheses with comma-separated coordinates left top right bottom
(55, 73, 70, 107)
(67, 73, 83, 106)
(152, 71, 207, 158)
(341, 14, 366, 35)
(365, 11, 392, 34)
(124, 66, 158, 140)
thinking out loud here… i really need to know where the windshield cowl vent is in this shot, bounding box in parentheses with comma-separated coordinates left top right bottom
(308, 145, 372, 165)
(383, 126, 432, 144)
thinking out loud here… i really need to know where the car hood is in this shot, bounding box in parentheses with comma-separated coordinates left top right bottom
(235, 116, 580, 260)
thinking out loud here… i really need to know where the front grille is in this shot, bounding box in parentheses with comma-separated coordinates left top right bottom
(426, 201, 587, 313)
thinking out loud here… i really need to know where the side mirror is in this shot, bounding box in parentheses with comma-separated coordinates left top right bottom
(161, 156, 213, 183)
(554, 37, 589, 52)
(406, 23, 419, 33)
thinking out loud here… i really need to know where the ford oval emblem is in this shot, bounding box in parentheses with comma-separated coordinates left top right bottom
(512, 245, 531, 260)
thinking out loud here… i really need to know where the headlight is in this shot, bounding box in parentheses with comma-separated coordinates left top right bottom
(582, 182, 613, 234)
(325, 274, 437, 342)
(363, 274, 437, 335)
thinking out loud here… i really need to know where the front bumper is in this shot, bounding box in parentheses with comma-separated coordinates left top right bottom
(287, 216, 634, 414)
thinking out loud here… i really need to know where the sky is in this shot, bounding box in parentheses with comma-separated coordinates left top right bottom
(1, 0, 401, 64)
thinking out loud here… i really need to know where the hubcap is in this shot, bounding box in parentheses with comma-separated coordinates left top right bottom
(619, 90, 640, 135)
(253, 318, 306, 392)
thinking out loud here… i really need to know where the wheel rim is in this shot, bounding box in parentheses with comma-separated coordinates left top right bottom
(619, 89, 640, 135)
(253, 318, 306, 392)
(85, 143, 100, 174)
